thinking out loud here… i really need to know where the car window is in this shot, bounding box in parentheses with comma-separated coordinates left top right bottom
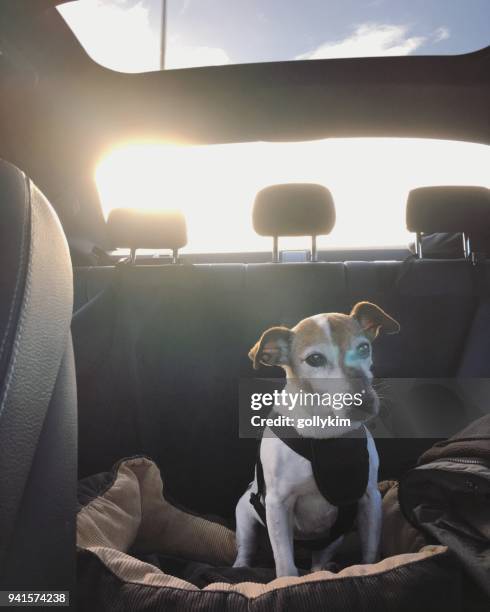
(58, 0, 490, 72)
(95, 138, 490, 254)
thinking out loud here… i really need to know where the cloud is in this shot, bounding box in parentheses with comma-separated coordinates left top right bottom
(433, 26, 450, 43)
(297, 23, 426, 60)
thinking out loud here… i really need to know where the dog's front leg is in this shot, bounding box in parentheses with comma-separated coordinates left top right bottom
(266, 493, 297, 577)
(358, 486, 382, 564)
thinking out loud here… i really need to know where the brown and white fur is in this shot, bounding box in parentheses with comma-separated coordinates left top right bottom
(233, 302, 400, 577)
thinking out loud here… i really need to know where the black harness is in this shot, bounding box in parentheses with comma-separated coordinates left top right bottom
(250, 414, 369, 550)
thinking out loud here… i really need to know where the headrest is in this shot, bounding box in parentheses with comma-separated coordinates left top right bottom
(253, 183, 335, 237)
(406, 186, 490, 235)
(107, 208, 187, 251)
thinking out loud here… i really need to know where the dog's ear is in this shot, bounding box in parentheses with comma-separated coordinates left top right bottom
(249, 327, 293, 370)
(350, 301, 400, 341)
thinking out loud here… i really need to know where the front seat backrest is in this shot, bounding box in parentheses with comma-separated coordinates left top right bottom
(0, 160, 76, 591)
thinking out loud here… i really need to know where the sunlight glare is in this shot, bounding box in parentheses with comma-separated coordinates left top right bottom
(95, 139, 490, 253)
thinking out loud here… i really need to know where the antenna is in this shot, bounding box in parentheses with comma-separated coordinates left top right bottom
(160, 0, 167, 70)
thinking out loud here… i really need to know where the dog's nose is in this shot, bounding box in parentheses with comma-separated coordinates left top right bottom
(345, 372, 370, 393)
(350, 389, 379, 420)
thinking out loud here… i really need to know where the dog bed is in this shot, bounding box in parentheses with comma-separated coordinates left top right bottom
(77, 456, 466, 611)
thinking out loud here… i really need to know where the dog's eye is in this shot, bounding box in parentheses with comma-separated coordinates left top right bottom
(357, 342, 371, 358)
(305, 353, 327, 368)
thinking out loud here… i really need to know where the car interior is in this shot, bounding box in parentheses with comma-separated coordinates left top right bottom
(0, 2, 489, 611)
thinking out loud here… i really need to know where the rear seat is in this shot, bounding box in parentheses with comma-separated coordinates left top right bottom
(73, 265, 114, 312)
(346, 186, 490, 476)
(117, 262, 250, 516)
(345, 259, 477, 378)
(245, 261, 347, 331)
(345, 258, 479, 477)
(73, 210, 254, 514)
(72, 184, 490, 518)
(346, 186, 490, 379)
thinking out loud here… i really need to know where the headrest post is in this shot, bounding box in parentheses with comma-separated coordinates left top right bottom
(129, 247, 137, 264)
(311, 235, 317, 262)
(462, 233, 472, 260)
(272, 236, 279, 263)
(172, 248, 179, 264)
(415, 233, 423, 259)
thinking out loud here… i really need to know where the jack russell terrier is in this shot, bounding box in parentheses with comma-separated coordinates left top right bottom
(234, 302, 400, 577)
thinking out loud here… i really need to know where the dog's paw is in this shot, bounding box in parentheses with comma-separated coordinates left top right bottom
(323, 561, 339, 572)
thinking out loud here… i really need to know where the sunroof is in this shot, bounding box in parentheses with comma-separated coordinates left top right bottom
(58, 0, 490, 73)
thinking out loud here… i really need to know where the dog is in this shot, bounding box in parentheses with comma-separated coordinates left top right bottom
(233, 302, 400, 577)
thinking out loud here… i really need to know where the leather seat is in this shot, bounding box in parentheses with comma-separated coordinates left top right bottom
(0, 160, 76, 590)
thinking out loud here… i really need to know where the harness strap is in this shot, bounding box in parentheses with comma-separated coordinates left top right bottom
(250, 447, 358, 550)
(249, 451, 267, 525)
(250, 420, 369, 550)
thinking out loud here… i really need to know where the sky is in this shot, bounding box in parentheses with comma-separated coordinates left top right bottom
(59, 0, 490, 72)
(58, 1, 490, 253)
